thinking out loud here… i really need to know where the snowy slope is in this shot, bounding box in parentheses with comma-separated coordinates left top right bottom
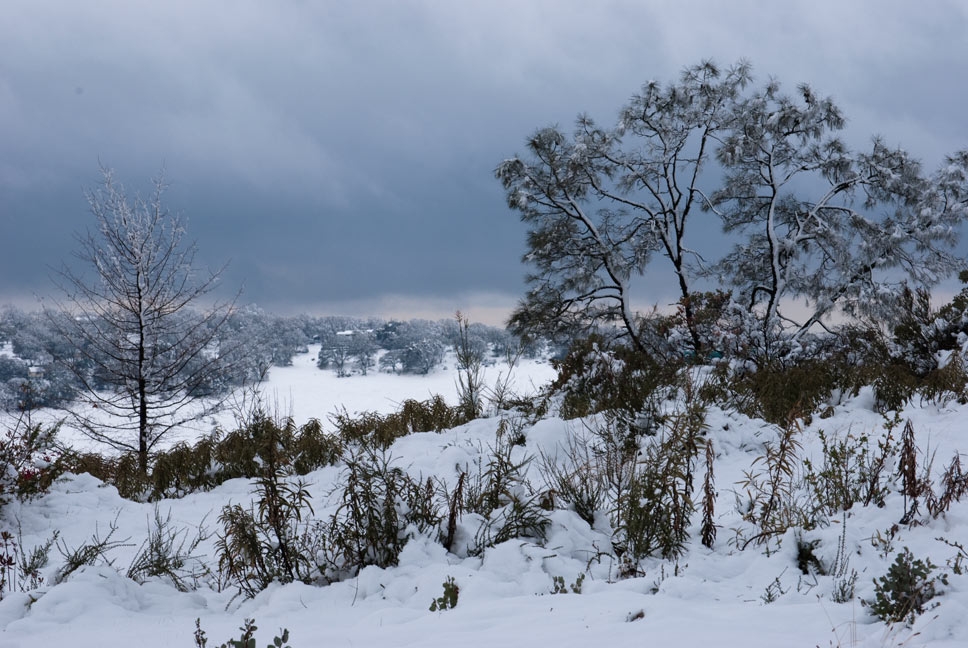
(1, 356, 967, 647)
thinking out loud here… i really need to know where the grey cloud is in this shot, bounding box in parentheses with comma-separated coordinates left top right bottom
(3, 0, 968, 321)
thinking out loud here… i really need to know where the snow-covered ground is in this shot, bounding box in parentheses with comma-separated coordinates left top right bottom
(20, 346, 558, 454)
(1, 353, 967, 647)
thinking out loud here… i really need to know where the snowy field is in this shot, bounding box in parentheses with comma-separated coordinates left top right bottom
(18, 346, 558, 454)
(1, 352, 968, 647)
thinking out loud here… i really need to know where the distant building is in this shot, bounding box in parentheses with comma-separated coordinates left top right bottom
(28, 366, 45, 380)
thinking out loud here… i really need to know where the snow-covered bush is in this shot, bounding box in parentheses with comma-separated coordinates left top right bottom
(548, 336, 680, 431)
(216, 457, 317, 598)
(464, 457, 549, 555)
(868, 548, 946, 625)
(331, 396, 469, 450)
(323, 446, 441, 580)
(0, 418, 63, 505)
(613, 401, 706, 565)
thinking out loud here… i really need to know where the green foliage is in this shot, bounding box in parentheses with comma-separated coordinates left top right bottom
(550, 337, 681, 428)
(62, 450, 149, 500)
(707, 358, 847, 426)
(795, 536, 825, 576)
(204, 415, 338, 486)
(700, 440, 717, 549)
(760, 573, 788, 604)
(65, 414, 340, 501)
(54, 518, 130, 585)
(802, 428, 896, 516)
(454, 311, 485, 420)
(194, 618, 292, 648)
(0, 420, 66, 504)
(429, 576, 459, 611)
(215, 450, 317, 598)
(463, 428, 549, 555)
(1, 529, 59, 596)
(868, 548, 946, 625)
(549, 573, 584, 595)
(614, 401, 707, 564)
(127, 506, 209, 592)
(873, 364, 921, 413)
(331, 395, 470, 449)
(538, 429, 608, 528)
(736, 421, 814, 547)
(323, 446, 441, 579)
(858, 286, 968, 412)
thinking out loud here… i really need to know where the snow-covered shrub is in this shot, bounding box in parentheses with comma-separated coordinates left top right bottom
(735, 421, 814, 548)
(126, 506, 209, 592)
(0, 418, 64, 505)
(864, 283, 968, 411)
(144, 415, 339, 500)
(216, 463, 317, 598)
(429, 576, 459, 611)
(538, 428, 609, 528)
(62, 450, 148, 500)
(194, 618, 292, 648)
(612, 400, 706, 565)
(454, 311, 486, 420)
(549, 336, 681, 431)
(332, 396, 469, 450)
(868, 548, 946, 625)
(704, 356, 851, 427)
(323, 446, 441, 580)
(462, 426, 549, 555)
(801, 428, 896, 516)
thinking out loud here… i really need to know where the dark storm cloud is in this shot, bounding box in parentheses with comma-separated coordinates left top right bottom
(3, 0, 968, 322)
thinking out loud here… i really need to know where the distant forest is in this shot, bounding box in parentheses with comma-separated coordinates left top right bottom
(0, 306, 529, 412)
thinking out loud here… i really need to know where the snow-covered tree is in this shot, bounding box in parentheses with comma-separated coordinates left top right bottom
(349, 330, 378, 376)
(497, 61, 752, 353)
(376, 320, 445, 375)
(499, 60, 968, 356)
(48, 168, 237, 474)
(711, 82, 968, 355)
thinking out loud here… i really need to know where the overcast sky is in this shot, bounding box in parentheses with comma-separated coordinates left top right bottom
(3, 1, 968, 324)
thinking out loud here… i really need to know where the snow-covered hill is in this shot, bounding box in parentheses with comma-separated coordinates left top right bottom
(0, 355, 966, 647)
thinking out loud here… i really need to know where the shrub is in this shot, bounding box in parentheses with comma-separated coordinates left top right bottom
(613, 400, 707, 565)
(194, 618, 292, 648)
(0, 529, 59, 597)
(463, 429, 549, 555)
(323, 446, 441, 580)
(802, 427, 896, 516)
(65, 414, 340, 501)
(215, 453, 317, 598)
(454, 311, 485, 420)
(550, 573, 584, 595)
(538, 429, 608, 528)
(53, 518, 129, 585)
(868, 548, 946, 625)
(126, 506, 209, 592)
(63, 450, 149, 501)
(332, 396, 470, 450)
(710, 358, 845, 426)
(549, 336, 681, 429)
(429, 576, 459, 611)
(0, 419, 65, 504)
(736, 420, 815, 547)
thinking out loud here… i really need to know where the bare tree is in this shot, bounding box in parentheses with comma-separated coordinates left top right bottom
(48, 168, 237, 474)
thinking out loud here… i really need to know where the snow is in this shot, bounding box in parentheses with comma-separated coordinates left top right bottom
(1, 355, 968, 647)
